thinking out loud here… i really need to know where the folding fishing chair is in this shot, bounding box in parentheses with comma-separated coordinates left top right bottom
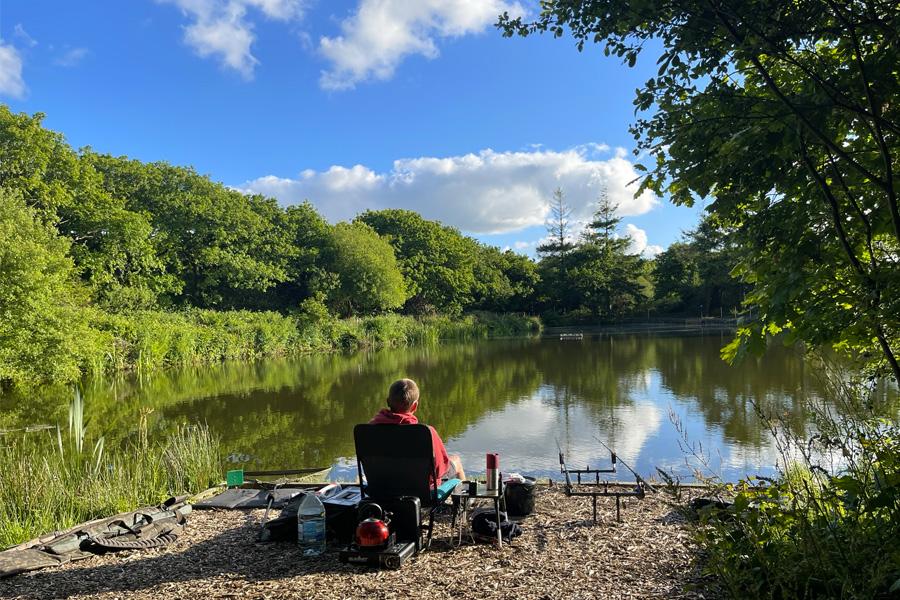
(353, 424, 460, 550)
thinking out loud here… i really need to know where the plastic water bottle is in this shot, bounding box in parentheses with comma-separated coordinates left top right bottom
(297, 492, 326, 556)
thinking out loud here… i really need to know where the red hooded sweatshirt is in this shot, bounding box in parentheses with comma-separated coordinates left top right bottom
(369, 407, 452, 480)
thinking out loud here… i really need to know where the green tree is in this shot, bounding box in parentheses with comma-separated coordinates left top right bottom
(0, 191, 98, 387)
(357, 209, 476, 315)
(0, 109, 175, 309)
(686, 216, 745, 317)
(267, 201, 333, 312)
(87, 155, 292, 309)
(537, 187, 575, 257)
(322, 222, 407, 316)
(653, 216, 745, 315)
(581, 186, 615, 247)
(470, 244, 540, 313)
(653, 242, 699, 310)
(501, 1, 900, 379)
(571, 197, 646, 318)
(0, 107, 78, 218)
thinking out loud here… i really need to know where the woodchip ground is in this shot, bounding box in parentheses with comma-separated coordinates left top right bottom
(0, 487, 718, 599)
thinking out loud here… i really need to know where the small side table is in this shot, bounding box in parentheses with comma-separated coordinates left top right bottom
(449, 481, 505, 548)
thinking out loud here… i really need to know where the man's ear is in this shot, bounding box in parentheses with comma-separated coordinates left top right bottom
(410, 399, 419, 413)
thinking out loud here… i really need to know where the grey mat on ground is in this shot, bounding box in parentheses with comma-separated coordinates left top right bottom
(193, 488, 304, 510)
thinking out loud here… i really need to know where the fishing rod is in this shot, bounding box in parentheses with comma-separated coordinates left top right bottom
(593, 435, 656, 494)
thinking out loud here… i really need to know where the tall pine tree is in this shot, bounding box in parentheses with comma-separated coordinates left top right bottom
(537, 188, 575, 257)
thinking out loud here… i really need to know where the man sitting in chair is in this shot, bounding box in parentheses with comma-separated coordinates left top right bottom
(369, 378, 466, 482)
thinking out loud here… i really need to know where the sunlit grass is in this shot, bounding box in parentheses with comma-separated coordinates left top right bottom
(0, 392, 222, 548)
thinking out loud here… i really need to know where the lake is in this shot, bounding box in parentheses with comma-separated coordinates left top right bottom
(2, 331, 882, 482)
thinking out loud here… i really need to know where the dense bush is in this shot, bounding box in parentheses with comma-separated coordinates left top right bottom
(686, 373, 900, 599)
(0, 191, 103, 385)
(0, 308, 541, 388)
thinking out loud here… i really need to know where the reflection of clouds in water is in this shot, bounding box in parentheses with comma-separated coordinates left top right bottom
(719, 437, 782, 476)
(445, 385, 662, 478)
(723, 430, 848, 476)
(658, 418, 849, 482)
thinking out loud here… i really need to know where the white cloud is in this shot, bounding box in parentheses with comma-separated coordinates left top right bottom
(241, 145, 659, 234)
(13, 25, 37, 48)
(54, 47, 89, 67)
(625, 224, 663, 258)
(159, 0, 304, 79)
(645, 244, 664, 258)
(0, 43, 26, 99)
(319, 0, 526, 90)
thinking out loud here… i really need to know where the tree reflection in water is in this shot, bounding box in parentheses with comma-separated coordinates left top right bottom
(4, 334, 893, 481)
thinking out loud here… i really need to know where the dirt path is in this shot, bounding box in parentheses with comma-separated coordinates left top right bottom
(0, 488, 717, 599)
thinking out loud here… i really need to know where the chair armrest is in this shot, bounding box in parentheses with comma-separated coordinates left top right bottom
(436, 478, 461, 502)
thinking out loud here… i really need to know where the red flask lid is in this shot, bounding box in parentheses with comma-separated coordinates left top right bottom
(486, 453, 499, 469)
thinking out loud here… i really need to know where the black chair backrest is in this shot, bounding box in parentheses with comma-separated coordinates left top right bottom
(354, 424, 437, 507)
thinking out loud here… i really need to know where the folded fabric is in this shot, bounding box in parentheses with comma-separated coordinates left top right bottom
(471, 509, 522, 543)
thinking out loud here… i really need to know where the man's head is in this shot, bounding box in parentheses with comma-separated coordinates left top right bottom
(387, 378, 419, 413)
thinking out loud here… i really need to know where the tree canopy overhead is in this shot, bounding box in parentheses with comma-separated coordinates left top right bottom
(501, 0, 900, 379)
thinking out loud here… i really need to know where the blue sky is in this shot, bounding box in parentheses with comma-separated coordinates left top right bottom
(0, 0, 705, 255)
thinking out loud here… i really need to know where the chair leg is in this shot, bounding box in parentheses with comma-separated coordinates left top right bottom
(421, 511, 435, 551)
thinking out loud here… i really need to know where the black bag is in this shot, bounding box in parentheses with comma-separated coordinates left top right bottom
(259, 488, 366, 544)
(258, 492, 307, 543)
(503, 477, 536, 517)
(471, 509, 522, 543)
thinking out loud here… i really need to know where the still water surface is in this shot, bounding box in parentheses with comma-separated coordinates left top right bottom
(2, 333, 857, 481)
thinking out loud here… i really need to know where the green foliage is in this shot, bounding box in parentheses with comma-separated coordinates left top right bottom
(275, 202, 333, 311)
(0, 107, 81, 217)
(501, 8, 900, 596)
(568, 243, 645, 317)
(500, 0, 900, 378)
(1, 303, 540, 388)
(0, 191, 101, 387)
(694, 403, 900, 598)
(0, 108, 179, 310)
(357, 209, 478, 315)
(0, 393, 222, 547)
(0, 102, 751, 392)
(653, 242, 700, 309)
(653, 216, 746, 315)
(92, 309, 302, 371)
(322, 222, 407, 316)
(471, 245, 540, 313)
(537, 188, 575, 257)
(536, 193, 650, 320)
(86, 153, 294, 309)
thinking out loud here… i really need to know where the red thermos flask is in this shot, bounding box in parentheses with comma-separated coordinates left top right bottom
(486, 453, 499, 493)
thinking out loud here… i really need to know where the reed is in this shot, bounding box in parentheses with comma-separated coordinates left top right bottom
(0, 392, 223, 548)
(79, 310, 541, 379)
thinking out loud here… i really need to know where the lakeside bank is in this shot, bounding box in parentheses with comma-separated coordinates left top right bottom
(0, 487, 714, 600)
(2, 310, 542, 390)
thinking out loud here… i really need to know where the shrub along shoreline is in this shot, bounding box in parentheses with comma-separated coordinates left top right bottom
(57, 310, 542, 388)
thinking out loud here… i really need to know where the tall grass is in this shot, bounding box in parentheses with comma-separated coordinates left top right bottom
(77, 309, 541, 380)
(2, 308, 541, 388)
(0, 392, 222, 548)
